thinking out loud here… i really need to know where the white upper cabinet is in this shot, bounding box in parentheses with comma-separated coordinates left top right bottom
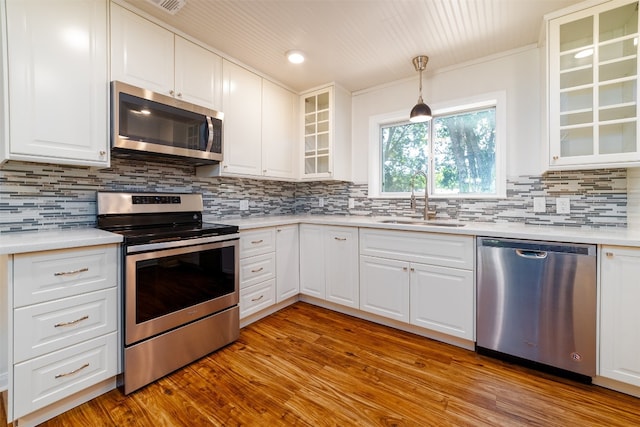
(2, 0, 109, 167)
(300, 84, 352, 181)
(262, 79, 298, 179)
(197, 60, 298, 180)
(110, 3, 222, 111)
(546, 0, 639, 170)
(219, 60, 263, 176)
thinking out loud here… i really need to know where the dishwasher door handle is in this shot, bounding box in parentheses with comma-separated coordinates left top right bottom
(516, 249, 548, 259)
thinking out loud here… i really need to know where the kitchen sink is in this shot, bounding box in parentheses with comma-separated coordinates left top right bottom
(377, 219, 466, 227)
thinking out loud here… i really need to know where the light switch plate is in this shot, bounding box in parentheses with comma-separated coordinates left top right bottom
(533, 197, 546, 213)
(239, 200, 249, 211)
(319, 197, 325, 207)
(348, 198, 355, 209)
(556, 197, 570, 214)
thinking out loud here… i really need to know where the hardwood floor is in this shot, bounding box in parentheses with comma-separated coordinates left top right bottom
(16, 302, 640, 426)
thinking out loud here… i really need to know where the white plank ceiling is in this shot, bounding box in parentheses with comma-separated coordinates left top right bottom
(124, 0, 585, 93)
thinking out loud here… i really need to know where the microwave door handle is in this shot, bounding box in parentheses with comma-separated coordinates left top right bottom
(205, 116, 214, 152)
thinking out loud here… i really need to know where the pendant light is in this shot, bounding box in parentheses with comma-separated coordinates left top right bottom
(409, 55, 432, 123)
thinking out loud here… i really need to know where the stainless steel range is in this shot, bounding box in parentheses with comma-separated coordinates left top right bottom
(97, 192, 240, 394)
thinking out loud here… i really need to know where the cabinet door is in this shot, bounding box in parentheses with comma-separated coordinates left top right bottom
(410, 263, 474, 340)
(174, 36, 222, 111)
(301, 88, 332, 179)
(299, 225, 325, 298)
(600, 246, 640, 387)
(547, 0, 640, 169)
(110, 3, 174, 95)
(262, 80, 297, 179)
(5, 0, 108, 166)
(276, 225, 300, 302)
(359, 255, 409, 322)
(220, 60, 263, 176)
(325, 227, 359, 308)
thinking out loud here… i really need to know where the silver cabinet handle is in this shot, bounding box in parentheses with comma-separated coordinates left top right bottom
(55, 363, 89, 379)
(410, 267, 415, 272)
(402, 267, 408, 271)
(251, 267, 264, 273)
(251, 295, 264, 302)
(54, 267, 88, 277)
(169, 90, 175, 96)
(605, 252, 614, 257)
(334, 237, 347, 241)
(251, 240, 263, 244)
(54, 315, 89, 328)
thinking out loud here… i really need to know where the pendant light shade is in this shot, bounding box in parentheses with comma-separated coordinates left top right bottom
(409, 55, 432, 123)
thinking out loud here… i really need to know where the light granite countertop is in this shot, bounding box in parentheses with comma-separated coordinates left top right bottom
(3, 214, 640, 255)
(214, 214, 640, 247)
(0, 228, 123, 255)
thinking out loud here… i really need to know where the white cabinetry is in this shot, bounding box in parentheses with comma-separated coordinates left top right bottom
(275, 225, 300, 302)
(359, 229, 474, 341)
(1, 0, 109, 167)
(545, 0, 639, 170)
(599, 246, 640, 389)
(299, 224, 359, 308)
(198, 61, 297, 180)
(110, 3, 222, 110)
(239, 228, 276, 318)
(300, 84, 352, 181)
(5, 244, 119, 424)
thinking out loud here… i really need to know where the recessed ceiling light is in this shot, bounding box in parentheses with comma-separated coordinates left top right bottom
(286, 50, 305, 64)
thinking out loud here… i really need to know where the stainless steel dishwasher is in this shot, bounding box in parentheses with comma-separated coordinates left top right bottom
(476, 237, 597, 378)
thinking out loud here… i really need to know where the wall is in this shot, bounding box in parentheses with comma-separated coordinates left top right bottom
(351, 46, 543, 183)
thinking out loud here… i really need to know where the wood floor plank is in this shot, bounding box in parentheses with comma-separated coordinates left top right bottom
(7, 302, 637, 427)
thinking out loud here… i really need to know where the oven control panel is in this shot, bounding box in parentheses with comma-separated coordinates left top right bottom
(132, 195, 181, 205)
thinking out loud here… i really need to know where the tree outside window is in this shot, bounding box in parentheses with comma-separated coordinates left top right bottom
(381, 106, 496, 196)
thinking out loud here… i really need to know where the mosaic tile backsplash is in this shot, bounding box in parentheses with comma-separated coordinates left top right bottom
(0, 158, 628, 233)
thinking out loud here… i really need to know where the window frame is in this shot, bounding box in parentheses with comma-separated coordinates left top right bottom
(368, 91, 507, 199)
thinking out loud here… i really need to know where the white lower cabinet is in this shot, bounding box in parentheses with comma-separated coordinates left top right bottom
(359, 256, 410, 322)
(599, 246, 640, 388)
(239, 228, 276, 318)
(5, 244, 119, 424)
(275, 225, 299, 302)
(410, 263, 474, 340)
(359, 229, 474, 341)
(299, 224, 359, 308)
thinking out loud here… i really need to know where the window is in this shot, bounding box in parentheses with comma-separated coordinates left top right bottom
(370, 92, 506, 198)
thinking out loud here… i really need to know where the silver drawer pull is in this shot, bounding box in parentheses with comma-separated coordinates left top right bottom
(251, 267, 264, 273)
(605, 252, 614, 257)
(251, 295, 264, 302)
(251, 239, 264, 244)
(54, 315, 89, 328)
(55, 363, 90, 379)
(54, 267, 89, 277)
(334, 237, 347, 241)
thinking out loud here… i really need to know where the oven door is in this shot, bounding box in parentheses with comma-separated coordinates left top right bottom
(125, 239, 238, 346)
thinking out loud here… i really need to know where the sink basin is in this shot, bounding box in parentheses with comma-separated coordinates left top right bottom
(377, 219, 466, 227)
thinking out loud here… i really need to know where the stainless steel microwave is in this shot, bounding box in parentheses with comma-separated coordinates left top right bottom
(111, 81, 223, 165)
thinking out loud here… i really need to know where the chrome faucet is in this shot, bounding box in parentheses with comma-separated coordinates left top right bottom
(410, 170, 436, 220)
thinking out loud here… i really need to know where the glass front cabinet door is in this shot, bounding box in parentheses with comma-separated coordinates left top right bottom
(547, 0, 639, 169)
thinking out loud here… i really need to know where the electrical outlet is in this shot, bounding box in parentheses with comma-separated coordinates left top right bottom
(533, 197, 546, 213)
(318, 197, 324, 207)
(556, 197, 570, 214)
(239, 200, 249, 211)
(348, 198, 355, 209)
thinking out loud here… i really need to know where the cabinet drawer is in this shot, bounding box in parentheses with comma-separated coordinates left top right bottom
(14, 288, 117, 363)
(240, 253, 276, 289)
(240, 279, 275, 318)
(360, 229, 474, 270)
(13, 245, 118, 307)
(240, 228, 276, 259)
(13, 332, 118, 419)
